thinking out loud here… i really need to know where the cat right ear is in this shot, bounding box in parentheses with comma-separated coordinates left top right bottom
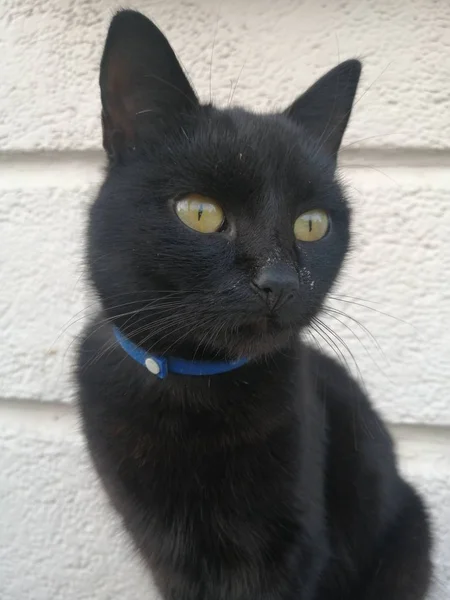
(284, 59, 362, 158)
(99, 10, 199, 159)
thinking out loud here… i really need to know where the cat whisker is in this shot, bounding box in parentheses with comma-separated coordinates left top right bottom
(144, 314, 216, 356)
(321, 307, 391, 381)
(327, 292, 382, 305)
(229, 59, 247, 107)
(352, 61, 392, 111)
(58, 286, 241, 345)
(313, 62, 393, 163)
(120, 310, 192, 342)
(83, 312, 202, 372)
(339, 161, 402, 187)
(164, 315, 220, 359)
(209, 4, 221, 104)
(311, 317, 363, 383)
(341, 132, 399, 149)
(136, 109, 156, 116)
(142, 73, 199, 109)
(55, 293, 187, 345)
(327, 295, 415, 329)
(323, 305, 386, 360)
(64, 300, 193, 365)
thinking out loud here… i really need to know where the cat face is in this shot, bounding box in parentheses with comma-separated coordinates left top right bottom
(89, 10, 361, 360)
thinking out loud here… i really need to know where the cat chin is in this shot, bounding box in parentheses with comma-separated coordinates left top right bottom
(203, 326, 297, 361)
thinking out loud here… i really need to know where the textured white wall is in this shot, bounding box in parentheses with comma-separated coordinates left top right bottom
(0, 0, 449, 598)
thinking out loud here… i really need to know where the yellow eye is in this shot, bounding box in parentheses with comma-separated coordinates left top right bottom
(175, 194, 225, 233)
(294, 209, 329, 242)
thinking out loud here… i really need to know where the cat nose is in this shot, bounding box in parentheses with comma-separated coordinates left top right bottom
(252, 265, 299, 311)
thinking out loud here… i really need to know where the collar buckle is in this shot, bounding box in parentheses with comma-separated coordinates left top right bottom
(144, 356, 168, 379)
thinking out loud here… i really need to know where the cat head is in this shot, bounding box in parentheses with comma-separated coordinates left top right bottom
(89, 9, 361, 360)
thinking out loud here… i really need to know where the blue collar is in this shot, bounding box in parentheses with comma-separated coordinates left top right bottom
(113, 327, 248, 379)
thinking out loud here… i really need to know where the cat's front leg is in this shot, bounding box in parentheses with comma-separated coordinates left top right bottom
(357, 483, 431, 600)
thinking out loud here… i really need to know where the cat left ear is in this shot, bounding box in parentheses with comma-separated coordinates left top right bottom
(285, 59, 362, 158)
(99, 10, 199, 158)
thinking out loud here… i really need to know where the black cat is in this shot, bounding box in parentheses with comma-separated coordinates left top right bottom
(77, 10, 432, 600)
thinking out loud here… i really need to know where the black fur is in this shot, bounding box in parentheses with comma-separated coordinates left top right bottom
(77, 10, 432, 599)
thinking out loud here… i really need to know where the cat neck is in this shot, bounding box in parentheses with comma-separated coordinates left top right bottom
(113, 325, 249, 379)
(98, 312, 302, 382)
(107, 310, 297, 365)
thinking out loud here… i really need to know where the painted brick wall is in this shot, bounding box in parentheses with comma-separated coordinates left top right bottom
(1, 1, 449, 598)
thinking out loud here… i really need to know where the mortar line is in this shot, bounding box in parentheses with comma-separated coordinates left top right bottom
(1, 148, 450, 169)
(1, 396, 449, 446)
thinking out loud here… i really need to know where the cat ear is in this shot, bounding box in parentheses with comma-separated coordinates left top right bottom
(99, 10, 199, 158)
(284, 59, 362, 157)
